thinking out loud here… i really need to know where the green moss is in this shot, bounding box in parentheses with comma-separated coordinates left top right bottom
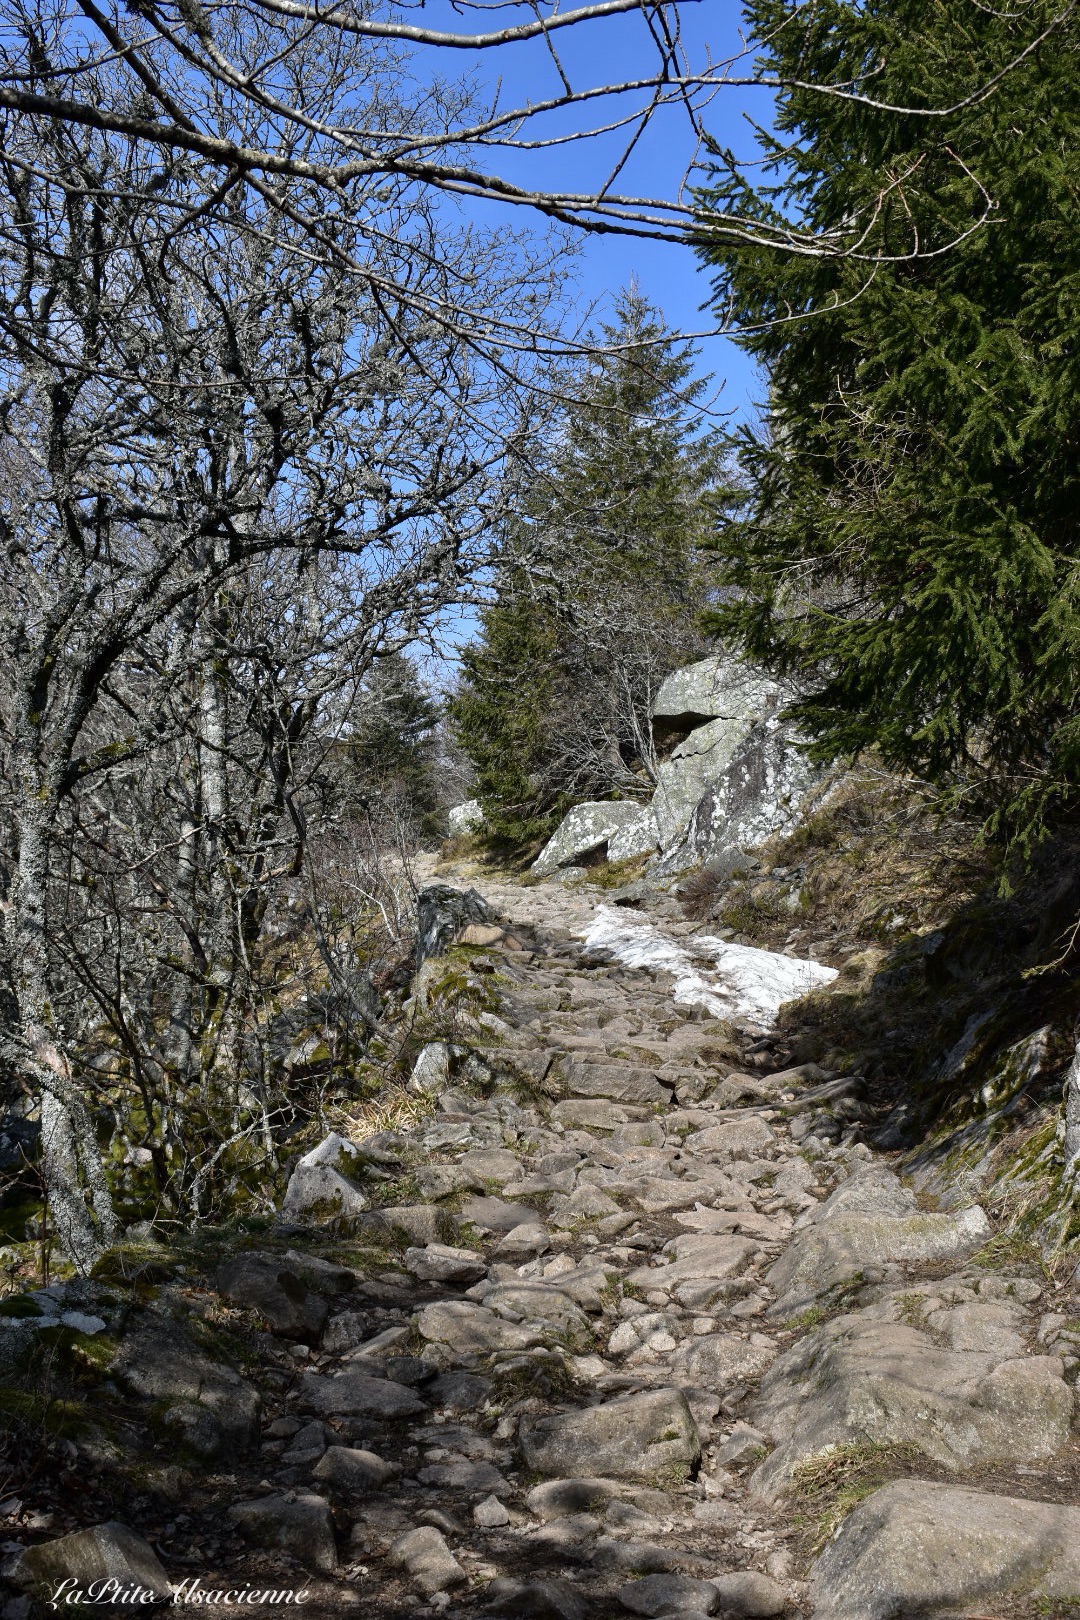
(0, 1296, 43, 1318)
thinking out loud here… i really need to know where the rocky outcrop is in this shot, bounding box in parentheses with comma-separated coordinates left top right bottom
(532, 654, 820, 876)
(531, 801, 657, 876)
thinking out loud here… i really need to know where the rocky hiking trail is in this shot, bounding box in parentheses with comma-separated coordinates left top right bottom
(6, 871, 1080, 1620)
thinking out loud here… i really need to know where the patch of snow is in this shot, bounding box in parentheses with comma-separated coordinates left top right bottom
(578, 905, 838, 1029)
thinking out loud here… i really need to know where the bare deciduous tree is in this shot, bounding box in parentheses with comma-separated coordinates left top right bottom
(0, 95, 550, 1264)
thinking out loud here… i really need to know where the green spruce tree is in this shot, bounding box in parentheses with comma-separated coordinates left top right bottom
(346, 653, 442, 840)
(452, 287, 729, 848)
(694, 0, 1080, 849)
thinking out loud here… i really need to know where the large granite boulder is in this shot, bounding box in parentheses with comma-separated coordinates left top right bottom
(12, 1522, 172, 1603)
(448, 799, 485, 835)
(532, 802, 656, 877)
(749, 1312, 1073, 1496)
(810, 1480, 1080, 1619)
(531, 654, 821, 875)
(652, 656, 820, 859)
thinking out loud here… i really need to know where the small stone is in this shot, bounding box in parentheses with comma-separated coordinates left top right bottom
(495, 1222, 552, 1259)
(550, 1185, 622, 1228)
(609, 1321, 641, 1355)
(388, 1525, 467, 1596)
(473, 1494, 510, 1528)
(710, 1570, 787, 1617)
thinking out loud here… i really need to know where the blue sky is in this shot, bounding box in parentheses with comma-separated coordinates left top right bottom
(411, 0, 774, 428)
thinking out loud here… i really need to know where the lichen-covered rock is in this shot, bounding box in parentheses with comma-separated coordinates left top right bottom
(409, 1040, 452, 1095)
(809, 1479, 1080, 1619)
(533, 802, 656, 877)
(519, 1388, 701, 1484)
(653, 658, 775, 732)
(416, 883, 492, 963)
(608, 808, 661, 862)
(280, 1131, 369, 1225)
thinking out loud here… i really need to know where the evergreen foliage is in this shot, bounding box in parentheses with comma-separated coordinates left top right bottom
(695, 0, 1080, 847)
(451, 289, 729, 847)
(345, 654, 442, 840)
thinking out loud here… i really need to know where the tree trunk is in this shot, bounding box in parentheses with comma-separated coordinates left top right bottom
(1063, 1035, 1080, 1186)
(10, 777, 118, 1269)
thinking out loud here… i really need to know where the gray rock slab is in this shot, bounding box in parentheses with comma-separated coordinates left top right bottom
(363, 1203, 458, 1245)
(461, 1195, 538, 1234)
(12, 1522, 172, 1602)
(627, 1234, 759, 1291)
(280, 1131, 368, 1224)
(486, 1576, 590, 1619)
(485, 1284, 594, 1350)
(617, 1573, 719, 1614)
(568, 1063, 670, 1106)
(299, 1367, 427, 1419)
(228, 1493, 337, 1573)
(809, 1479, 1080, 1619)
(520, 1388, 701, 1484)
(766, 1204, 991, 1317)
(672, 1332, 778, 1391)
(494, 1222, 552, 1259)
(750, 1312, 1073, 1496)
(428, 1370, 492, 1410)
(214, 1251, 329, 1341)
(416, 1458, 510, 1491)
(710, 1570, 788, 1616)
(653, 657, 776, 730)
(551, 1098, 638, 1131)
(312, 1445, 400, 1490)
(683, 1116, 777, 1159)
(533, 802, 655, 877)
(403, 1243, 487, 1285)
(551, 1184, 624, 1228)
(417, 1299, 546, 1355)
(459, 1146, 525, 1182)
(113, 1315, 260, 1450)
(474, 1492, 510, 1527)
